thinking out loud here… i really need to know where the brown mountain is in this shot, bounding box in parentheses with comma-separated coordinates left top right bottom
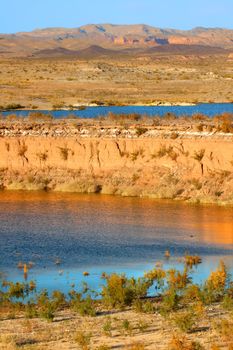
(0, 24, 232, 57)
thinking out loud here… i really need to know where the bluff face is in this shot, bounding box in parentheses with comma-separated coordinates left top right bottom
(0, 121, 232, 205)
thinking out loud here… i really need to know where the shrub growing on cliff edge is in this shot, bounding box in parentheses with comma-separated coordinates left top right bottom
(193, 149, 205, 175)
(58, 146, 70, 161)
(17, 141, 28, 165)
(36, 150, 48, 164)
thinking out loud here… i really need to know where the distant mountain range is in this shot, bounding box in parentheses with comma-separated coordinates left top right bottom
(1, 24, 233, 57)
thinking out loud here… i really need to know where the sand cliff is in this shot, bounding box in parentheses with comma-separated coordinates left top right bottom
(0, 121, 232, 204)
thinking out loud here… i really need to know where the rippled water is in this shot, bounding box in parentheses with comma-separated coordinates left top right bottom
(0, 192, 232, 293)
(1, 103, 233, 119)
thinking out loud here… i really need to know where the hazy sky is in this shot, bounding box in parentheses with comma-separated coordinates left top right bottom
(1, 0, 233, 33)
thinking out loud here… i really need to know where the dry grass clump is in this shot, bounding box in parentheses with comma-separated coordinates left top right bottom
(168, 334, 204, 350)
(152, 145, 178, 161)
(74, 331, 92, 350)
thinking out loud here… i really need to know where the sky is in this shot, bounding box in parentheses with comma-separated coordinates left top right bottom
(1, 0, 233, 34)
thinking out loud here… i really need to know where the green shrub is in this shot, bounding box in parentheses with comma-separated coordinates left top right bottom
(39, 301, 55, 322)
(122, 319, 133, 335)
(102, 274, 150, 309)
(51, 290, 66, 310)
(203, 261, 228, 303)
(222, 294, 233, 311)
(173, 310, 197, 333)
(25, 303, 38, 319)
(133, 299, 156, 314)
(102, 317, 112, 336)
(160, 290, 179, 316)
(71, 293, 96, 317)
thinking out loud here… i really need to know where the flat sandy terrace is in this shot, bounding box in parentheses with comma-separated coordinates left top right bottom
(0, 53, 232, 110)
(0, 303, 232, 350)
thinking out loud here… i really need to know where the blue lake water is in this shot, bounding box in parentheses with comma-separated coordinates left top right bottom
(0, 192, 232, 295)
(1, 103, 233, 119)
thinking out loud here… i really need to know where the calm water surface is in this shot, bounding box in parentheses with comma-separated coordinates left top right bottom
(0, 192, 232, 293)
(2, 103, 233, 118)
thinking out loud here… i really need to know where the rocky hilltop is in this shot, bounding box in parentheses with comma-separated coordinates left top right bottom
(1, 24, 233, 57)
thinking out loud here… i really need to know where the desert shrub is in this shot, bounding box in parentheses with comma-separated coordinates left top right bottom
(193, 149, 205, 162)
(36, 289, 49, 307)
(152, 145, 177, 160)
(168, 334, 204, 350)
(167, 148, 179, 161)
(163, 112, 177, 121)
(135, 127, 148, 137)
(52, 101, 65, 110)
(130, 148, 144, 161)
(74, 331, 91, 350)
(36, 289, 56, 320)
(222, 294, 233, 311)
(25, 302, 38, 319)
(196, 124, 204, 132)
(214, 319, 233, 341)
(183, 285, 202, 303)
(172, 309, 197, 333)
(71, 293, 96, 316)
(39, 301, 55, 322)
(102, 274, 150, 309)
(170, 132, 179, 139)
(189, 178, 202, 190)
(121, 319, 133, 335)
(144, 267, 166, 291)
(133, 299, 156, 314)
(191, 113, 208, 121)
(17, 142, 28, 159)
(59, 146, 70, 161)
(102, 317, 112, 336)
(167, 268, 191, 291)
(203, 261, 228, 303)
(184, 255, 202, 269)
(214, 113, 233, 133)
(28, 112, 53, 122)
(51, 290, 66, 310)
(6, 281, 35, 300)
(160, 289, 179, 316)
(5, 103, 24, 110)
(36, 150, 48, 163)
(6, 114, 18, 121)
(155, 145, 169, 158)
(220, 121, 232, 133)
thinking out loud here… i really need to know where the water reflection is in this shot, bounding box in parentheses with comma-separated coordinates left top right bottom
(0, 191, 232, 292)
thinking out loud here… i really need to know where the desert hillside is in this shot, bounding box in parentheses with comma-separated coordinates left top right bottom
(1, 24, 233, 57)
